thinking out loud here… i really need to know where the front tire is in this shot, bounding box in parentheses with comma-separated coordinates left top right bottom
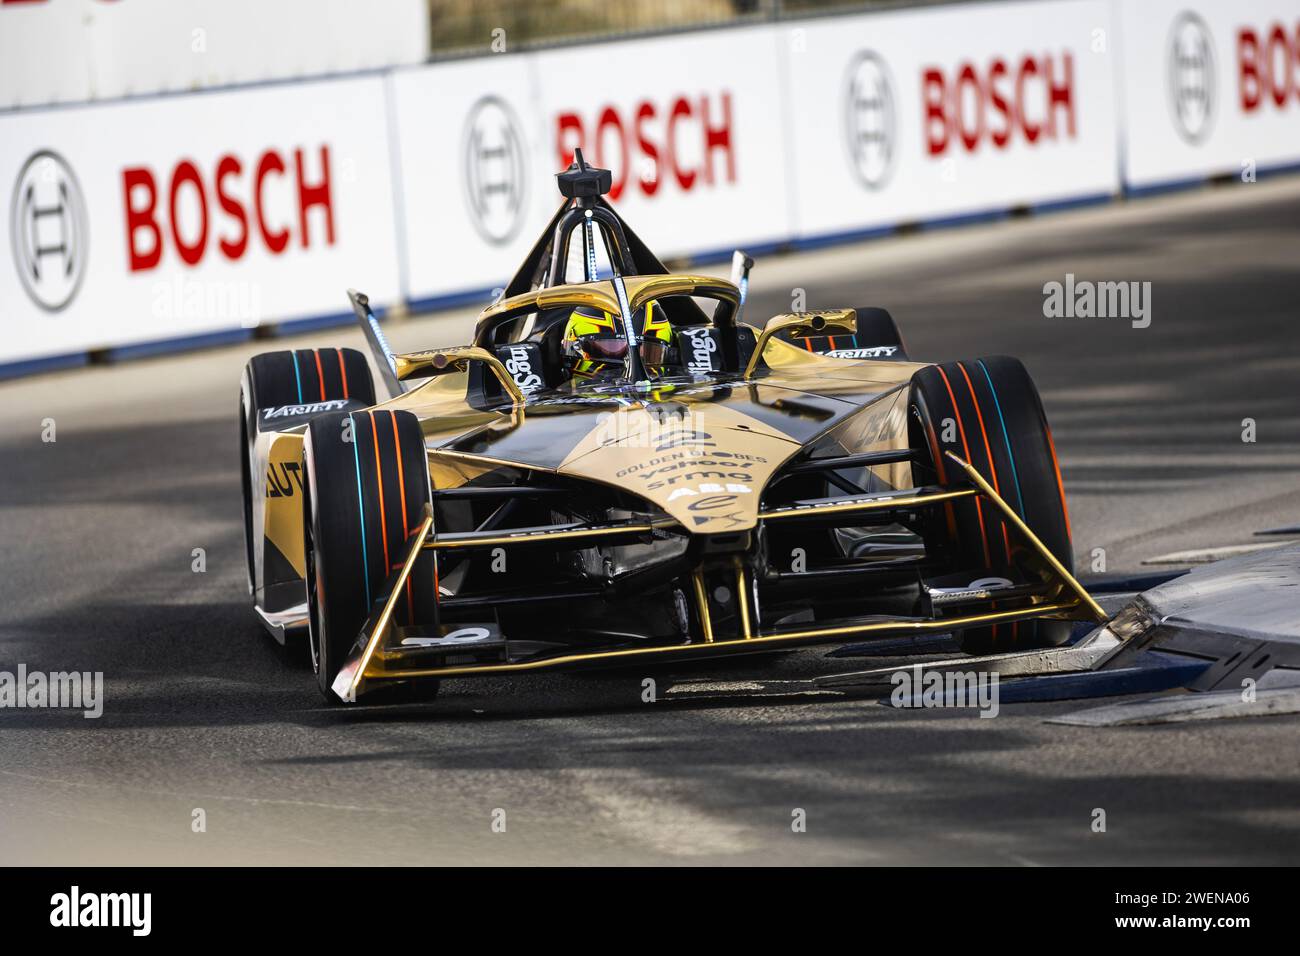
(909, 356, 1074, 654)
(240, 348, 375, 660)
(302, 408, 438, 701)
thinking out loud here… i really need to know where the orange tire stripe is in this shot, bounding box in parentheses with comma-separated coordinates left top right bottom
(336, 348, 349, 400)
(388, 411, 414, 623)
(958, 362, 1017, 642)
(934, 365, 991, 568)
(936, 364, 996, 641)
(313, 349, 326, 402)
(958, 362, 1012, 564)
(368, 412, 390, 572)
(1044, 424, 1073, 542)
(922, 416, 958, 538)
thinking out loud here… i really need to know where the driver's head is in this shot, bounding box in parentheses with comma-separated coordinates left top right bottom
(561, 300, 672, 379)
(562, 305, 625, 379)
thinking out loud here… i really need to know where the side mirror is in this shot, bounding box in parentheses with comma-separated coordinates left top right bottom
(394, 346, 526, 405)
(744, 309, 858, 378)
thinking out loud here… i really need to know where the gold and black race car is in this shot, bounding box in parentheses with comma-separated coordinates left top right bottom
(239, 152, 1106, 704)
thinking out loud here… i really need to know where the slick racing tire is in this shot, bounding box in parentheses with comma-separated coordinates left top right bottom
(239, 347, 376, 596)
(908, 356, 1074, 655)
(301, 408, 439, 703)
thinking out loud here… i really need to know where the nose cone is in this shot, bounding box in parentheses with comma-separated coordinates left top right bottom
(558, 402, 800, 533)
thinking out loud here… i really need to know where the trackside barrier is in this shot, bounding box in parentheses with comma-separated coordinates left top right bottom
(1, 0, 1298, 374)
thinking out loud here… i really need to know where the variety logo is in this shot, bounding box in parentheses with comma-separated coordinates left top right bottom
(463, 96, 529, 245)
(10, 150, 88, 312)
(555, 91, 736, 200)
(825, 345, 898, 359)
(843, 51, 896, 189)
(260, 399, 350, 419)
(1167, 12, 1216, 143)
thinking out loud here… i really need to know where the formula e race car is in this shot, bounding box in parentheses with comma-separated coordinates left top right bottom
(238, 151, 1106, 703)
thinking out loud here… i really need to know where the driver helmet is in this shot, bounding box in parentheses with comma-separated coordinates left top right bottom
(561, 300, 671, 379)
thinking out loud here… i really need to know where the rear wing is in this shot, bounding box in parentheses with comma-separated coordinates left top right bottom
(348, 289, 404, 399)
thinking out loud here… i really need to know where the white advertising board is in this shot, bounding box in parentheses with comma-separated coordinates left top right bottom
(781, 0, 1120, 238)
(1115, 0, 1300, 188)
(391, 25, 794, 305)
(0, 76, 401, 363)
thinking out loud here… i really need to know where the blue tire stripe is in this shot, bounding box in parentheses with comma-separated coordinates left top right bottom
(291, 350, 304, 404)
(977, 359, 1026, 520)
(348, 413, 371, 606)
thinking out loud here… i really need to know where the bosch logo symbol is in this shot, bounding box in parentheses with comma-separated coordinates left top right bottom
(10, 150, 88, 312)
(843, 51, 897, 190)
(463, 96, 528, 245)
(1167, 12, 1216, 144)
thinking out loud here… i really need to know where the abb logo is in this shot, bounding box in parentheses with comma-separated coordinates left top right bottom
(1239, 22, 1300, 111)
(555, 92, 736, 200)
(122, 146, 335, 272)
(922, 53, 1075, 156)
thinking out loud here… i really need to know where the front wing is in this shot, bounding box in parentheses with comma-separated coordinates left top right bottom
(331, 452, 1107, 702)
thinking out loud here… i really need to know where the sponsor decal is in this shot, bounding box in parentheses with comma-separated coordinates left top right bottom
(122, 145, 335, 271)
(843, 51, 897, 189)
(922, 52, 1076, 156)
(1167, 12, 1216, 143)
(265, 460, 305, 498)
(765, 487, 912, 516)
(462, 95, 528, 245)
(1239, 19, 1300, 113)
(617, 447, 766, 479)
(646, 466, 757, 491)
(825, 345, 898, 359)
(260, 399, 350, 419)
(679, 327, 719, 372)
(401, 626, 494, 647)
(501, 344, 544, 392)
(555, 91, 735, 200)
(10, 150, 88, 312)
(666, 482, 752, 502)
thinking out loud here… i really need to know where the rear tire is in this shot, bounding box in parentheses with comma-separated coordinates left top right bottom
(302, 408, 438, 702)
(909, 356, 1074, 654)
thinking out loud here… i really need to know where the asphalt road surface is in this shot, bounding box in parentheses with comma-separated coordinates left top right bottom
(2, 178, 1298, 865)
